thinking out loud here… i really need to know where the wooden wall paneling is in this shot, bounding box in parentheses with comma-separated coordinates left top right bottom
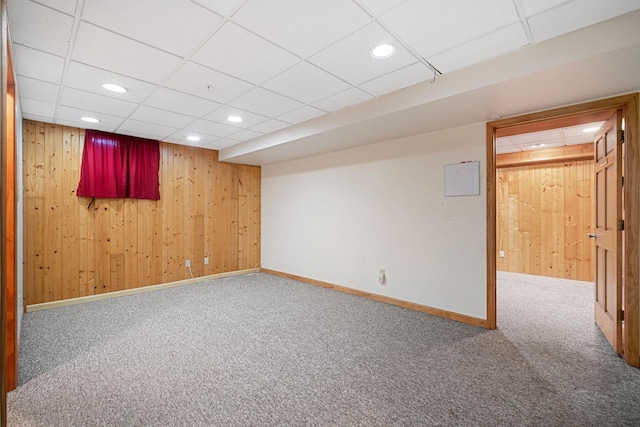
(95, 199, 110, 294)
(61, 127, 79, 299)
(230, 166, 239, 272)
(214, 162, 230, 273)
(531, 166, 542, 274)
(564, 162, 578, 278)
(109, 198, 125, 292)
(44, 124, 63, 301)
(161, 144, 174, 283)
(183, 146, 194, 278)
(123, 198, 138, 290)
(251, 165, 261, 268)
(174, 146, 185, 281)
(203, 149, 215, 277)
(237, 165, 248, 270)
(194, 146, 205, 277)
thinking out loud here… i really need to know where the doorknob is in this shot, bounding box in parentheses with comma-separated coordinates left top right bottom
(588, 233, 598, 239)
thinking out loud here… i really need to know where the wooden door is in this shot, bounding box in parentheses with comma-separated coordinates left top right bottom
(592, 110, 623, 354)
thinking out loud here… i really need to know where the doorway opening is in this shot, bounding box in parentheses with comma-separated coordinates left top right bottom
(486, 93, 639, 368)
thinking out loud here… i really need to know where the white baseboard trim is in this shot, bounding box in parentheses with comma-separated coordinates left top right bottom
(26, 268, 260, 312)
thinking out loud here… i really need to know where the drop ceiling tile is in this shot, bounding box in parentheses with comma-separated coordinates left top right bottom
(192, 22, 301, 84)
(204, 106, 268, 128)
(118, 119, 178, 140)
(564, 135, 593, 145)
(12, 44, 65, 84)
(312, 88, 373, 112)
(381, 0, 519, 58)
(359, 62, 429, 96)
(164, 61, 254, 104)
(65, 62, 157, 103)
(37, 0, 78, 15)
(516, 139, 563, 149)
(509, 129, 563, 144)
(72, 23, 182, 84)
(144, 88, 220, 117)
(184, 119, 240, 137)
(56, 105, 125, 129)
(262, 62, 350, 104)
(167, 129, 219, 145)
(61, 88, 138, 117)
(309, 23, 417, 85)
(20, 98, 56, 117)
(562, 122, 604, 137)
(23, 113, 55, 123)
(496, 145, 521, 154)
(528, 0, 640, 42)
(129, 105, 196, 128)
(192, 0, 243, 16)
(8, 0, 74, 56)
(82, 0, 222, 57)
(163, 137, 210, 148)
(229, 87, 303, 117)
(428, 23, 529, 73)
(202, 137, 241, 150)
(56, 118, 119, 133)
(228, 129, 263, 142)
(519, 0, 568, 17)
(232, 0, 372, 57)
(358, 0, 407, 17)
(250, 119, 291, 133)
(17, 76, 60, 104)
(277, 105, 326, 124)
(496, 137, 514, 147)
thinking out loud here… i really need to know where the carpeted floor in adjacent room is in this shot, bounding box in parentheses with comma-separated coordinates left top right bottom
(7, 272, 640, 426)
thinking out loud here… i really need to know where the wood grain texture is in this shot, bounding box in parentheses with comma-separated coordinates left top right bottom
(496, 143, 593, 168)
(262, 269, 489, 328)
(22, 121, 261, 305)
(496, 159, 594, 281)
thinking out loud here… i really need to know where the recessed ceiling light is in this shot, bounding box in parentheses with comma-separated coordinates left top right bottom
(81, 116, 100, 123)
(187, 136, 201, 142)
(102, 83, 128, 93)
(227, 115, 242, 123)
(582, 126, 600, 133)
(529, 143, 546, 148)
(370, 43, 396, 59)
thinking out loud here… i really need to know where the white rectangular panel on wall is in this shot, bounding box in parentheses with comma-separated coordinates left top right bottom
(444, 161, 480, 196)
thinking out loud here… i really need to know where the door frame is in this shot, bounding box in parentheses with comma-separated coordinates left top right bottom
(486, 93, 639, 368)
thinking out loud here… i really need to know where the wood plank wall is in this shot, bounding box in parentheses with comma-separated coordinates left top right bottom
(23, 120, 261, 305)
(496, 159, 594, 281)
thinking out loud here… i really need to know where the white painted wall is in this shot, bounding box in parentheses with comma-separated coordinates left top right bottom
(262, 122, 487, 319)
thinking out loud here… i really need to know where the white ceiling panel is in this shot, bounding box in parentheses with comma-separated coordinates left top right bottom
(129, 105, 196, 129)
(202, 137, 242, 150)
(496, 145, 522, 154)
(118, 119, 178, 140)
(515, 139, 564, 148)
(82, 0, 222, 57)
(428, 23, 529, 73)
(358, 0, 407, 17)
(185, 119, 241, 137)
(34, 0, 78, 15)
(359, 62, 429, 96)
(228, 129, 263, 142)
(65, 61, 157, 103)
(192, 0, 243, 17)
(144, 88, 221, 118)
(510, 129, 562, 144)
(250, 119, 291, 133)
(309, 23, 417, 85)
(562, 122, 604, 137)
(167, 129, 220, 146)
(262, 62, 350, 104)
(382, 0, 519, 58)
(312, 88, 373, 112)
(191, 22, 301, 84)
(21, 98, 56, 118)
(528, 0, 640, 42)
(204, 105, 268, 128)
(496, 137, 514, 147)
(7, 0, 74, 56)
(56, 105, 125, 128)
(277, 105, 326, 124)
(12, 44, 65, 84)
(72, 23, 182, 84)
(61, 88, 138, 116)
(564, 135, 593, 145)
(17, 76, 60, 104)
(23, 113, 57, 123)
(56, 118, 121, 133)
(232, 0, 372, 57)
(229, 87, 303, 117)
(519, 0, 568, 17)
(164, 61, 254, 104)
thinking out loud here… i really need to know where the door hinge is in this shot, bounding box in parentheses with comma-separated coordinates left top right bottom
(619, 219, 625, 231)
(621, 176, 624, 187)
(620, 130, 625, 143)
(621, 310, 625, 321)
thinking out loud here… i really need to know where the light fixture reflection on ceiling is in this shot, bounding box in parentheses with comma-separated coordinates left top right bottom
(582, 127, 600, 133)
(102, 83, 128, 93)
(187, 136, 201, 142)
(227, 115, 242, 123)
(370, 43, 396, 59)
(81, 116, 100, 123)
(529, 143, 546, 148)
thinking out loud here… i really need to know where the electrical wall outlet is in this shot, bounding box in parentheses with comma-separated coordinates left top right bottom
(185, 259, 191, 268)
(499, 251, 505, 258)
(204, 257, 209, 265)
(378, 269, 386, 285)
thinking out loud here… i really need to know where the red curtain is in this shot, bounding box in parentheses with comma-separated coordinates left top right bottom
(77, 130, 160, 200)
